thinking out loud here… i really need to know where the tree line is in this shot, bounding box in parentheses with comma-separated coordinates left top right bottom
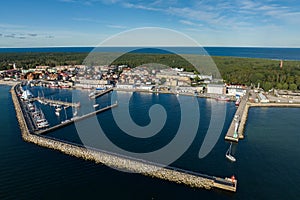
(1, 52, 300, 91)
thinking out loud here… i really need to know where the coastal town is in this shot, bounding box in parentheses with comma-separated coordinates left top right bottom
(2, 63, 300, 105)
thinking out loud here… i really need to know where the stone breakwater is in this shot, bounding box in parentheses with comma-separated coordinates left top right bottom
(11, 84, 236, 192)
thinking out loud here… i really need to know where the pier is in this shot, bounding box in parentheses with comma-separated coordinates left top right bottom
(34, 97, 80, 108)
(225, 89, 250, 142)
(35, 103, 118, 135)
(89, 88, 114, 99)
(11, 84, 237, 193)
(225, 89, 300, 142)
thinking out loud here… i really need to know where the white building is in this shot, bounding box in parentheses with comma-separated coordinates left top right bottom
(258, 93, 269, 103)
(207, 84, 226, 95)
(227, 85, 247, 97)
(136, 85, 155, 91)
(116, 84, 135, 90)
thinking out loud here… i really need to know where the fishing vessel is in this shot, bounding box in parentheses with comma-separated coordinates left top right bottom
(226, 143, 236, 162)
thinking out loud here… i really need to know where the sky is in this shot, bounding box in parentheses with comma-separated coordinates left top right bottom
(1, 0, 300, 47)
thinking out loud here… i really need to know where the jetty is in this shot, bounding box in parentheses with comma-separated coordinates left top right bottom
(225, 90, 250, 142)
(34, 97, 80, 108)
(11, 83, 237, 193)
(35, 103, 118, 135)
(89, 88, 113, 99)
(225, 88, 300, 143)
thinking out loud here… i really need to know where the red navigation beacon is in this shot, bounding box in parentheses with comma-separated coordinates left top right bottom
(231, 175, 236, 183)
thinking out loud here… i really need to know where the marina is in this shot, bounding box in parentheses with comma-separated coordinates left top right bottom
(1, 45, 300, 199)
(11, 83, 238, 193)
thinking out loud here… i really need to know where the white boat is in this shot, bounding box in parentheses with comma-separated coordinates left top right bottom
(37, 121, 49, 128)
(27, 103, 35, 111)
(93, 104, 99, 108)
(89, 91, 95, 98)
(73, 108, 78, 117)
(33, 108, 50, 129)
(55, 111, 60, 116)
(55, 105, 62, 112)
(62, 107, 68, 123)
(226, 143, 236, 162)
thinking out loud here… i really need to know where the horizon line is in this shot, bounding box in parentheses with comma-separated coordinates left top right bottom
(1, 45, 300, 48)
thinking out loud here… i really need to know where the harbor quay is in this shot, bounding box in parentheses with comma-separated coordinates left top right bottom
(225, 89, 300, 143)
(11, 84, 237, 193)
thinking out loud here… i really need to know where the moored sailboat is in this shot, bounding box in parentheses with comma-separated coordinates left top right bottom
(226, 143, 236, 162)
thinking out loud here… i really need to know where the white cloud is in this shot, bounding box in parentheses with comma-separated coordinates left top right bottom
(107, 25, 128, 29)
(123, 3, 162, 11)
(179, 20, 203, 27)
(72, 17, 103, 23)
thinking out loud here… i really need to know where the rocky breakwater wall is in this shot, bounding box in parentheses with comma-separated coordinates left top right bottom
(11, 84, 214, 190)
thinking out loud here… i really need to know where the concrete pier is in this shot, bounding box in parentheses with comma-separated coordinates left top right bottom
(35, 103, 118, 135)
(34, 97, 80, 108)
(225, 90, 250, 142)
(90, 88, 113, 99)
(11, 84, 237, 193)
(226, 91, 300, 142)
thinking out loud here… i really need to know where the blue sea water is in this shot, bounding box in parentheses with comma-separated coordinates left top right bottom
(1, 47, 300, 60)
(1, 85, 300, 199)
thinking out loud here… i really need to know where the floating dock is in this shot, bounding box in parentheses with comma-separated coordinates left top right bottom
(90, 88, 113, 99)
(11, 84, 237, 193)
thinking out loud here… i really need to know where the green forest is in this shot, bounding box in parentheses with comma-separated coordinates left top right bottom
(1, 52, 300, 91)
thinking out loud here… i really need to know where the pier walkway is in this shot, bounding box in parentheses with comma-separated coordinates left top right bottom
(34, 97, 80, 108)
(89, 88, 113, 99)
(35, 103, 118, 135)
(225, 89, 250, 142)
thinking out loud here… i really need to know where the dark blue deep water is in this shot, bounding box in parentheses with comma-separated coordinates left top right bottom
(1, 47, 300, 60)
(1, 85, 300, 199)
